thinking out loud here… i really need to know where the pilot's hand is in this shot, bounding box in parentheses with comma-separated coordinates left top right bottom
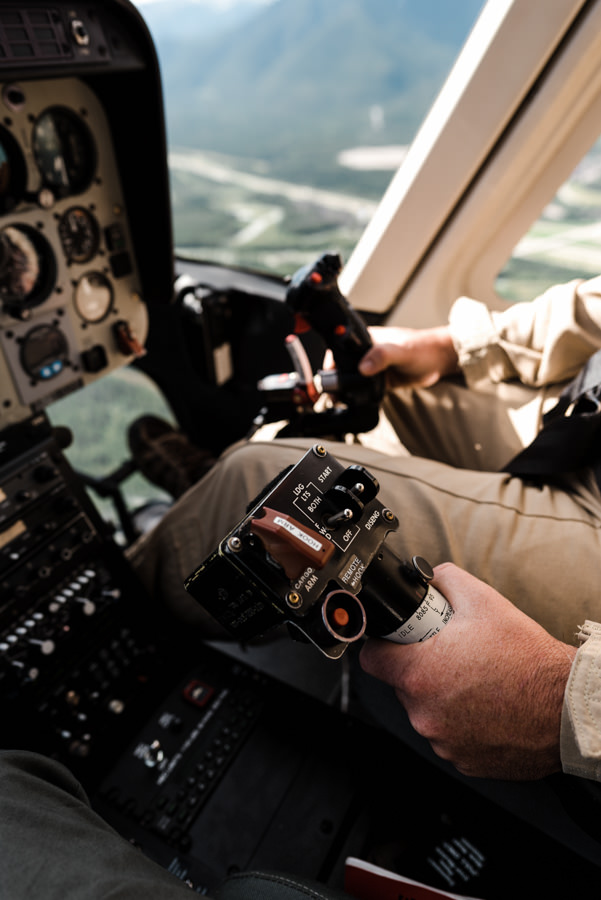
(358, 325, 459, 387)
(359, 563, 577, 781)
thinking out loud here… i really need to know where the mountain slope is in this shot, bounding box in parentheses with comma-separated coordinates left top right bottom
(149, 0, 483, 174)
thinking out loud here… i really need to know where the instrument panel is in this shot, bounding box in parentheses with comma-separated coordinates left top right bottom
(0, 75, 147, 427)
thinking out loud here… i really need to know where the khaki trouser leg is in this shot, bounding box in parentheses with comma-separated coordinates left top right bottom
(130, 410, 601, 643)
(378, 376, 556, 471)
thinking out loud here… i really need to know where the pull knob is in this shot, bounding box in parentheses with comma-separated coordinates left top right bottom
(28, 638, 55, 655)
(141, 739, 164, 769)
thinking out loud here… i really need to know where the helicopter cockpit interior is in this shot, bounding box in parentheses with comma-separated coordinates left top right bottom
(1, 2, 601, 897)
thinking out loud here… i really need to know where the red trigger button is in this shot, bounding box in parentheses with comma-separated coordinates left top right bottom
(294, 314, 312, 334)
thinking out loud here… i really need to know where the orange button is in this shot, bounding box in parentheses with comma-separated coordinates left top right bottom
(333, 607, 350, 627)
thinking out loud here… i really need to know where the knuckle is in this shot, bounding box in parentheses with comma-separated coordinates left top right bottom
(400, 667, 425, 698)
(407, 708, 439, 742)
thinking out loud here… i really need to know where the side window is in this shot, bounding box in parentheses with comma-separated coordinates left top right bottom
(50, 367, 175, 537)
(495, 137, 601, 303)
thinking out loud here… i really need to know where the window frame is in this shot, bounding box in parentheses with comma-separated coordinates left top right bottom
(341, 0, 599, 325)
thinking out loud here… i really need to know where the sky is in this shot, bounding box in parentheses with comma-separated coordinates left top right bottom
(130, 0, 273, 7)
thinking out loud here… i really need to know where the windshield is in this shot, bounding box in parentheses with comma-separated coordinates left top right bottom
(133, 0, 485, 276)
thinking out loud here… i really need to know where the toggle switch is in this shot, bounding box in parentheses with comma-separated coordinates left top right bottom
(250, 507, 335, 578)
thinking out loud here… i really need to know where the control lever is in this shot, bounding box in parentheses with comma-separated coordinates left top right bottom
(256, 253, 385, 437)
(185, 445, 452, 659)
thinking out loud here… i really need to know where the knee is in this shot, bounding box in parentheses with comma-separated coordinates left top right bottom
(215, 441, 302, 503)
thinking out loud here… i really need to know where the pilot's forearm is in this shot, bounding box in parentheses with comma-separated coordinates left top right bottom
(449, 275, 601, 389)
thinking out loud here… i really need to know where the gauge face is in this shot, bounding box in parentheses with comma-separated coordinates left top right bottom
(32, 107, 96, 197)
(74, 271, 113, 323)
(0, 125, 26, 213)
(58, 206, 100, 264)
(0, 224, 56, 315)
(19, 323, 69, 380)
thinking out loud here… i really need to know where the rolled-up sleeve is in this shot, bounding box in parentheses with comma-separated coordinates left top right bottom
(561, 622, 601, 781)
(449, 276, 601, 390)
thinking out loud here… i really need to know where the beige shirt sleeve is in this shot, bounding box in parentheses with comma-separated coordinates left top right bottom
(448, 276, 601, 779)
(448, 276, 601, 390)
(561, 622, 601, 781)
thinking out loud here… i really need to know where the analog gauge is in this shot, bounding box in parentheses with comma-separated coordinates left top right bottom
(74, 271, 113, 323)
(0, 224, 56, 317)
(19, 323, 69, 381)
(58, 207, 100, 264)
(0, 125, 26, 213)
(32, 107, 96, 197)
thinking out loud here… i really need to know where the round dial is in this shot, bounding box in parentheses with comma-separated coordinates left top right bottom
(0, 125, 26, 213)
(0, 224, 56, 316)
(58, 207, 100, 264)
(19, 323, 69, 381)
(32, 107, 96, 197)
(74, 271, 113, 323)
